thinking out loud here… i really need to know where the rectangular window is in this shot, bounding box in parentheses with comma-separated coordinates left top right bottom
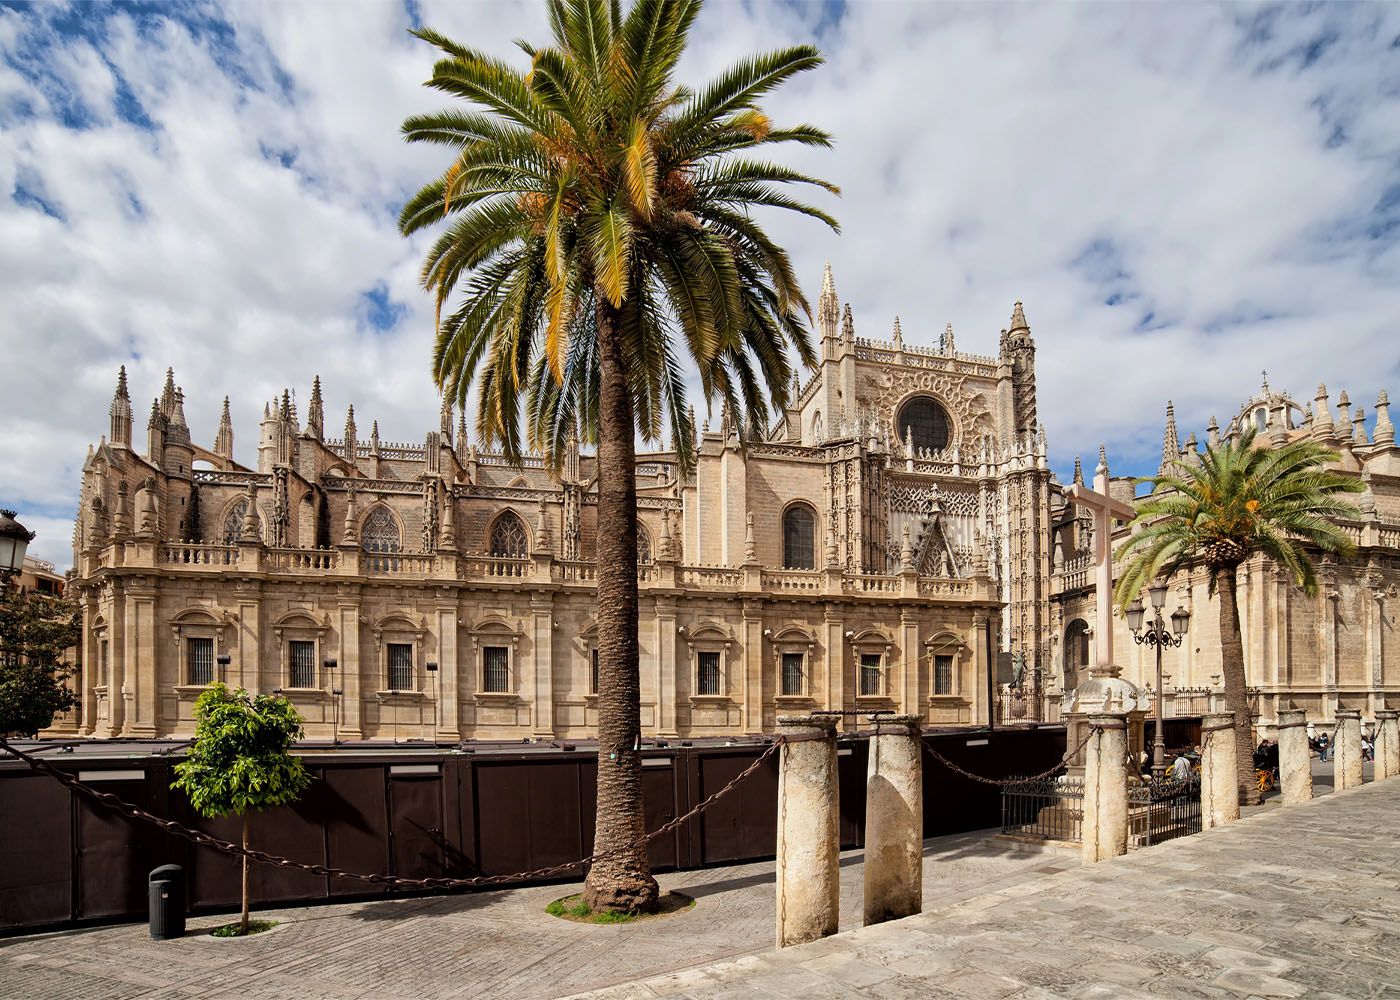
(99, 639, 109, 686)
(697, 651, 721, 696)
(934, 654, 953, 696)
(484, 646, 510, 693)
(387, 643, 413, 691)
(290, 640, 316, 688)
(590, 648, 599, 695)
(781, 652, 804, 696)
(188, 637, 214, 685)
(859, 653, 881, 696)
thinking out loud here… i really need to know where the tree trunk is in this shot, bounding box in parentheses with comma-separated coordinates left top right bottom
(241, 812, 250, 934)
(582, 291, 659, 914)
(1216, 565, 1259, 806)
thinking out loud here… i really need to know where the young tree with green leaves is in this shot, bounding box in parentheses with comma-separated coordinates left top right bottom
(171, 684, 311, 934)
(0, 589, 79, 737)
(399, 0, 837, 911)
(1114, 427, 1363, 805)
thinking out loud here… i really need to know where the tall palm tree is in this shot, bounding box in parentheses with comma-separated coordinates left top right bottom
(1115, 426, 1362, 805)
(399, 0, 837, 911)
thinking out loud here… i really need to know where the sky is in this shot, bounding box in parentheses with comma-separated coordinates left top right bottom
(3, 0, 1400, 567)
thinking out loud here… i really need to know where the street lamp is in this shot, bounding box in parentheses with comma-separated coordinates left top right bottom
(1127, 584, 1190, 780)
(0, 509, 35, 584)
(324, 657, 340, 745)
(425, 660, 439, 746)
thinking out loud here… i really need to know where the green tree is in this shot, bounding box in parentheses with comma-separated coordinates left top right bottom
(0, 589, 80, 736)
(399, 0, 836, 911)
(171, 684, 311, 934)
(1114, 427, 1362, 805)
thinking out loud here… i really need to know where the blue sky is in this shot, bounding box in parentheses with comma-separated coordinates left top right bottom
(3, 0, 1400, 566)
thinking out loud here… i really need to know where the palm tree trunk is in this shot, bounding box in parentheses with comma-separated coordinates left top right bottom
(1216, 565, 1259, 806)
(241, 812, 250, 934)
(582, 291, 659, 914)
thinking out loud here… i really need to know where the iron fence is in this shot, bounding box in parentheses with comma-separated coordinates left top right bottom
(1001, 774, 1083, 843)
(1129, 774, 1202, 848)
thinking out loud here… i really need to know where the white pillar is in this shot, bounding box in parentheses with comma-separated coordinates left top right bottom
(1201, 712, 1240, 829)
(1276, 709, 1312, 805)
(1334, 709, 1363, 790)
(1081, 711, 1129, 864)
(1375, 710, 1398, 780)
(863, 715, 922, 925)
(776, 715, 839, 948)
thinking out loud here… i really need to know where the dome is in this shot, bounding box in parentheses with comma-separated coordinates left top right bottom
(1062, 663, 1150, 714)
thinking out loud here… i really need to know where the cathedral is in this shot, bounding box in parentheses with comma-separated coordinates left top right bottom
(61, 265, 1399, 741)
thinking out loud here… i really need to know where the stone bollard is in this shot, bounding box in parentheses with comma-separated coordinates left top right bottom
(863, 715, 923, 926)
(776, 715, 839, 948)
(1201, 712, 1240, 829)
(1379, 710, 1400, 780)
(1276, 709, 1313, 805)
(1334, 709, 1363, 790)
(1081, 712, 1129, 864)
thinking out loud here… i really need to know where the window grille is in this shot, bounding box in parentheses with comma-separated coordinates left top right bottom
(783, 506, 816, 569)
(188, 637, 214, 685)
(289, 640, 315, 688)
(590, 648, 599, 694)
(489, 512, 528, 558)
(897, 397, 951, 452)
(860, 653, 881, 696)
(484, 646, 510, 693)
(781, 652, 804, 696)
(387, 642, 413, 690)
(222, 501, 247, 545)
(935, 654, 953, 696)
(99, 640, 108, 685)
(698, 651, 721, 696)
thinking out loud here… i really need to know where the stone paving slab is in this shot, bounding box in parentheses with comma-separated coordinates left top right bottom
(0, 828, 1073, 1000)
(570, 775, 1400, 1000)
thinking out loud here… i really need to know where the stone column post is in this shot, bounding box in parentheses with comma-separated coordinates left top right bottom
(1201, 712, 1240, 829)
(1081, 711, 1129, 864)
(863, 715, 922, 925)
(776, 714, 839, 948)
(1379, 709, 1400, 780)
(1276, 709, 1312, 805)
(1334, 709, 1363, 790)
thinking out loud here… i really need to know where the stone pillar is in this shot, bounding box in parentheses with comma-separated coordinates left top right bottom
(531, 597, 554, 738)
(863, 715, 922, 925)
(1276, 709, 1312, 805)
(1201, 712, 1240, 829)
(1334, 709, 1363, 790)
(776, 715, 839, 948)
(1081, 711, 1129, 864)
(1374, 710, 1397, 780)
(337, 592, 363, 740)
(125, 585, 158, 737)
(437, 601, 461, 742)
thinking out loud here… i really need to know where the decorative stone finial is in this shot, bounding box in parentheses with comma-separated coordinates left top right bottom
(161, 367, 177, 417)
(1161, 400, 1179, 473)
(1009, 301, 1029, 333)
(240, 491, 261, 542)
(900, 523, 914, 572)
(841, 303, 854, 341)
(1095, 445, 1108, 479)
(1352, 406, 1369, 446)
(306, 375, 324, 440)
(1206, 415, 1220, 449)
(825, 529, 839, 569)
(341, 487, 358, 544)
(1337, 390, 1352, 441)
(891, 315, 903, 348)
(1072, 455, 1084, 486)
(214, 396, 234, 458)
(744, 512, 757, 564)
(1375, 390, 1395, 445)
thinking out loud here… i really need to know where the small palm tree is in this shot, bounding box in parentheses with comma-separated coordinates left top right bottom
(399, 0, 837, 911)
(1115, 426, 1362, 804)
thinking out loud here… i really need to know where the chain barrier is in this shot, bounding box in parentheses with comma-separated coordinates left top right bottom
(920, 725, 1100, 787)
(0, 736, 779, 891)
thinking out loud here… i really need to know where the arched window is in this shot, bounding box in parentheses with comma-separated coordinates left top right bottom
(782, 504, 817, 570)
(1064, 619, 1091, 692)
(897, 396, 951, 453)
(362, 506, 401, 570)
(489, 510, 528, 559)
(637, 522, 653, 564)
(1254, 408, 1267, 432)
(222, 500, 247, 545)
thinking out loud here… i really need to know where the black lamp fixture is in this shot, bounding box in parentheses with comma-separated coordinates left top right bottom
(0, 509, 35, 581)
(1127, 580, 1191, 780)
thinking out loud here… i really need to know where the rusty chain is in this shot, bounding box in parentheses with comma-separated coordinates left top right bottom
(0, 736, 780, 891)
(920, 725, 1101, 786)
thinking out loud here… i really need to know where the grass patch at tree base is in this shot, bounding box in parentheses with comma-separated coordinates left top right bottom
(210, 919, 278, 938)
(545, 891, 694, 924)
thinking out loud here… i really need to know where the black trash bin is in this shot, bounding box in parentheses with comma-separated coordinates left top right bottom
(148, 864, 186, 940)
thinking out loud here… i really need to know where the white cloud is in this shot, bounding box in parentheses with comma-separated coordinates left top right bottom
(3, 0, 1400, 567)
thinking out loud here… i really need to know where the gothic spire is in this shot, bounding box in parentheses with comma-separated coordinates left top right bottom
(306, 375, 324, 441)
(161, 367, 177, 417)
(1160, 400, 1179, 474)
(1009, 301, 1029, 334)
(1072, 454, 1084, 486)
(109, 365, 133, 448)
(941, 322, 955, 355)
(891, 315, 903, 348)
(214, 396, 234, 458)
(1207, 415, 1220, 449)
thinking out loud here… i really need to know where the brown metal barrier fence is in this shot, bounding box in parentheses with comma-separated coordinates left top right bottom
(0, 725, 1067, 933)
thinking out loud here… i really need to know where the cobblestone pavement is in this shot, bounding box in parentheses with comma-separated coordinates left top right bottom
(573, 775, 1400, 1000)
(0, 829, 1074, 1000)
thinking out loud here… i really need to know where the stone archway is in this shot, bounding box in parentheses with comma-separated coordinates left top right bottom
(1064, 618, 1091, 692)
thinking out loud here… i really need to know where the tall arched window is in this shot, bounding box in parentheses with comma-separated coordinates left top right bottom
(489, 510, 528, 559)
(362, 506, 401, 570)
(1064, 619, 1090, 692)
(897, 396, 951, 453)
(637, 522, 653, 564)
(222, 500, 247, 545)
(782, 504, 817, 569)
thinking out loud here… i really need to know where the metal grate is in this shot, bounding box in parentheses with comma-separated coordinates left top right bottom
(387, 643, 413, 691)
(187, 637, 213, 685)
(289, 641, 315, 688)
(1129, 775, 1202, 848)
(1001, 775, 1082, 843)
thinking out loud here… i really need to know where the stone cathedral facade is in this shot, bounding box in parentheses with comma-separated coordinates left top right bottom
(65, 265, 1063, 741)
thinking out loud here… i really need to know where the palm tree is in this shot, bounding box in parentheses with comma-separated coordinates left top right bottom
(1115, 426, 1362, 805)
(399, 0, 837, 911)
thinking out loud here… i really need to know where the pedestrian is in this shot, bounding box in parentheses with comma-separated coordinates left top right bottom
(1169, 754, 1191, 781)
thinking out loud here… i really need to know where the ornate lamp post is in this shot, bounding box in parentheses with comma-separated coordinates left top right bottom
(0, 509, 35, 586)
(1125, 582, 1190, 780)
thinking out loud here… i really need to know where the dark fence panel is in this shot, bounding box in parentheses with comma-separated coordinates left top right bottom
(0, 725, 1067, 933)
